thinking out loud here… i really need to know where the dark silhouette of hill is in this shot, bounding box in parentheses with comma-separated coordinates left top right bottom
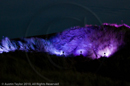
(11, 32, 57, 41)
(0, 49, 130, 86)
(1, 24, 130, 86)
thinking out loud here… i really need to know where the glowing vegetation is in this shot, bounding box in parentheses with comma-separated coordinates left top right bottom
(0, 23, 129, 59)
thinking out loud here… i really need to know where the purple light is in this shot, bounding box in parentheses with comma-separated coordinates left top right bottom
(74, 49, 87, 56)
(0, 23, 129, 59)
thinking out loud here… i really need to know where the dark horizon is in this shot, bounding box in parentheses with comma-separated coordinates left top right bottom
(0, 0, 130, 39)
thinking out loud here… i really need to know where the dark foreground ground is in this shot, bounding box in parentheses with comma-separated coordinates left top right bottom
(0, 44, 130, 86)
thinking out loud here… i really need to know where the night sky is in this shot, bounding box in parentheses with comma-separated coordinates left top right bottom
(0, 0, 130, 39)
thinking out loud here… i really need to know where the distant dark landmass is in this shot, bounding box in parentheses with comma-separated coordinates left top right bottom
(1, 23, 130, 86)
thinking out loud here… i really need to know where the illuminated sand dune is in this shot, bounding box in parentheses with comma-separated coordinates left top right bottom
(0, 23, 129, 59)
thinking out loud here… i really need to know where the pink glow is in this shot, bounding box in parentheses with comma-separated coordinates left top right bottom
(0, 23, 129, 59)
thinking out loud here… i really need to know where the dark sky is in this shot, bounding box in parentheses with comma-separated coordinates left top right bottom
(0, 0, 130, 39)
